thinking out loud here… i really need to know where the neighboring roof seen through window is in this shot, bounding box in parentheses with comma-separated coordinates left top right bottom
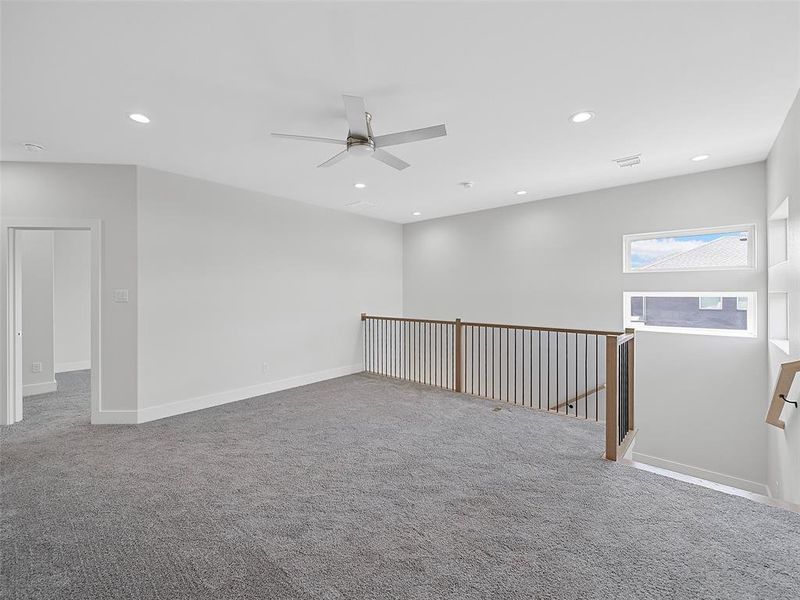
(628, 229, 751, 271)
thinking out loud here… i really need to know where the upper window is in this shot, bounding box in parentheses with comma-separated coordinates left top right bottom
(623, 225, 756, 273)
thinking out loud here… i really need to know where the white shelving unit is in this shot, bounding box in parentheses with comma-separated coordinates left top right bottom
(768, 197, 790, 353)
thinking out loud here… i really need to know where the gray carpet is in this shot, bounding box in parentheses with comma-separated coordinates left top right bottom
(2, 371, 799, 599)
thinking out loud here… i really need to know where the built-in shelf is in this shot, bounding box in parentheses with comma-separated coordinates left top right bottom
(770, 339, 790, 354)
(768, 197, 789, 268)
(768, 260, 790, 292)
(767, 197, 791, 355)
(769, 291, 789, 347)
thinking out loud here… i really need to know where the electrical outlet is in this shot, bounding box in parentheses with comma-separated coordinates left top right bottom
(31, 362, 42, 373)
(262, 362, 269, 375)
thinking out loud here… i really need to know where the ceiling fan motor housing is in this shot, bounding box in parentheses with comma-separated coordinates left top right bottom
(347, 138, 375, 156)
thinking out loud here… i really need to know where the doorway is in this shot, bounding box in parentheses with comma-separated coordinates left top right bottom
(3, 219, 101, 425)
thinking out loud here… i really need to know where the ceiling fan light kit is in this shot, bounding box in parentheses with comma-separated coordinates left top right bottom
(272, 95, 447, 171)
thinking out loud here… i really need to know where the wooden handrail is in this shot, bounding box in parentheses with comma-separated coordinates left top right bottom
(361, 314, 456, 326)
(766, 359, 800, 429)
(554, 383, 606, 412)
(460, 320, 625, 337)
(362, 314, 625, 336)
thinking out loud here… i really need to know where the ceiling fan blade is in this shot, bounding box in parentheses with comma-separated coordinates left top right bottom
(317, 149, 350, 168)
(271, 133, 345, 145)
(373, 124, 447, 148)
(372, 149, 410, 171)
(342, 95, 369, 139)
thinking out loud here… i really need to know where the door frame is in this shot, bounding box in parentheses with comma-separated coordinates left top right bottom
(2, 218, 102, 425)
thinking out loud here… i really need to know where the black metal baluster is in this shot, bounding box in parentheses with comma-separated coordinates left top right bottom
(584, 333, 588, 419)
(473, 325, 477, 394)
(506, 328, 510, 403)
(556, 332, 560, 412)
(514, 328, 519, 404)
(547, 332, 551, 411)
(538, 330, 542, 409)
(520, 329, 525, 406)
(491, 327, 495, 399)
(434, 322, 438, 387)
(565, 332, 568, 414)
(595, 335, 599, 421)
(574, 332, 578, 417)
(482, 326, 486, 396)
(529, 330, 533, 407)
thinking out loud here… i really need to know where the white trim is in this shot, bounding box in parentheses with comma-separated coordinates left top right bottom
(92, 410, 139, 425)
(632, 451, 769, 496)
(22, 380, 57, 397)
(137, 363, 363, 423)
(55, 360, 91, 373)
(622, 223, 756, 273)
(2, 218, 102, 426)
(623, 291, 757, 338)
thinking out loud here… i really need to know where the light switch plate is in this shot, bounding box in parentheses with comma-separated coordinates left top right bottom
(112, 289, 129, 303)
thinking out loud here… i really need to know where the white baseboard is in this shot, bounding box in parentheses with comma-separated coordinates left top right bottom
(137, 363, 363, 423)
(632, 451, 769, 496)
(55, 360, 91, 373)
(92, 410, 139, 425)
(23, 380, 57, 397)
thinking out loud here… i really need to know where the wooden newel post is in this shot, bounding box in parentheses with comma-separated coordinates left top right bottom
(454, 318, 462, 393)
(605, 335, 618, 460)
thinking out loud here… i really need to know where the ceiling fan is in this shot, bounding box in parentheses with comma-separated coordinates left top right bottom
(271, 95, 447, 171)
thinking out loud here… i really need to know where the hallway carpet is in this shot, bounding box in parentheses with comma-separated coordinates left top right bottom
(2, 371, 798, 599)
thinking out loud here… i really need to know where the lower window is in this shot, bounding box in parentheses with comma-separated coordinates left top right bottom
(624, 292, 756, 337)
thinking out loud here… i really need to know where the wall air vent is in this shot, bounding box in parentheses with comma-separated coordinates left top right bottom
(613, 154, 641, 168)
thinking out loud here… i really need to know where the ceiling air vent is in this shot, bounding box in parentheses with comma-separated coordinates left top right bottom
(613, 154, 641, 168)
(344, 199, 377, 210)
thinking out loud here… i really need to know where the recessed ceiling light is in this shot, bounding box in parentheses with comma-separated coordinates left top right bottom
(570, 111, 595, 123)
(353, 182, 366, 189)
(691, 154, 710, 162)
(412, 211, 421, 216)
(516, 190, 528, 196)
(128, 113, 150, 124)
(23, 143, 44, 152)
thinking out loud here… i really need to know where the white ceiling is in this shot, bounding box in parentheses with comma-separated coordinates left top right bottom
(2, 1, 799, 223)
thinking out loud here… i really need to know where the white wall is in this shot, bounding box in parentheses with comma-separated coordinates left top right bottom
(54, 230, 91, 373)
(1, 162, 138, 418)
(20, 230, 56, 396)
(136, 168, 402, 420)
(766, 90, 800, 503)
(404, 163, 768, 493)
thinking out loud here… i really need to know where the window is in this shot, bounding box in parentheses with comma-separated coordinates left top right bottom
(699, 296, 722, 310)
(736, 296, 748, 311)
(623, 225, 756, 273)
(624, 292, 756, 337)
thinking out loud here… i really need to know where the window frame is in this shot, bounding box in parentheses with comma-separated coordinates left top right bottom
(622, 224, 757, 274)
(736, 296, 748, 311)
(623, 291, 757, 338)
(698, 296, 723, 310)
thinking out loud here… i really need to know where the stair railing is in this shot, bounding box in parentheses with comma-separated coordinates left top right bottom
(361, 314, 636, 461)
